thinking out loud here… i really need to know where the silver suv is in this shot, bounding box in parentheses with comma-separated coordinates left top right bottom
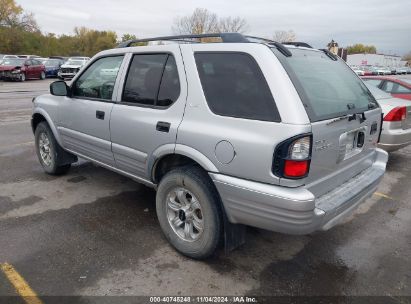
(31, 33, 388, 259)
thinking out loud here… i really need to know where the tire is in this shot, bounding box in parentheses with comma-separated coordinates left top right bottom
(20, 73, 26, 82)
(156, 166, 223, 259)
(40, 71, 46, 80)
(34, 122, 71, 175)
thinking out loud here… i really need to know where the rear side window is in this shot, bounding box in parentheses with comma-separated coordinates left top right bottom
(122, 54, 180, 107)
(363, 79, 382, 87)
(195, 52, 280, 122)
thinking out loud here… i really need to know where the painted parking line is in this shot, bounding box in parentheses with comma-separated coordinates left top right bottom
(0, 263, 43, 304)
(374, 192, 394, 200)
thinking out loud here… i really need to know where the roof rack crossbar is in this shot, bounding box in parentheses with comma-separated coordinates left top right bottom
(244, 35, 292, 57)
(116, 33, 304, 58)
(283, 42, 313, 48)
(117, 33, 249, 48)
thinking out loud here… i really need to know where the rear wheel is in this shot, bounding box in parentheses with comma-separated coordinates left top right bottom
(40, 71, 45, 80)
(35, 122, 72, 175)
(156, 166, 223, 259)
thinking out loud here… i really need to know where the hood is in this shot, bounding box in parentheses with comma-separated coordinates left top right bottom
(0, 65, 21, 71)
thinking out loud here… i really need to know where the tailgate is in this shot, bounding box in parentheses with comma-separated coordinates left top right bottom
(306, 108, 382, 197)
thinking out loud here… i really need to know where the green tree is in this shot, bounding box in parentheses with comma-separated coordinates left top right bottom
(121, 33, 137, 42)
(347, 44, 377, 54)
(0, 0, 38, 31)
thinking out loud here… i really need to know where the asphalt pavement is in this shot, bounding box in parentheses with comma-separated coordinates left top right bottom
(0, 78, 410, 301)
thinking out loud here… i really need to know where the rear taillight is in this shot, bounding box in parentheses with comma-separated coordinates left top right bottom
(384, 106, 407, 122)
(273, 134, 312, 179)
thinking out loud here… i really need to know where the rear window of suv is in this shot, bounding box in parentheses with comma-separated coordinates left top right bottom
(195, 52, 281, 122)
(272, 48, 378, 122)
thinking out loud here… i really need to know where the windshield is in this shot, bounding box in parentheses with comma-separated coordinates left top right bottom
(364, 83, 392, 100)
(272, 48, 378, 121)
(66, 60, 83, 65)
(0, 58, 25, 66)
(44, 59, 60, 67)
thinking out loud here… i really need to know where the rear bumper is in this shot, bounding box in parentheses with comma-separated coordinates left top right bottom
(378, 127, 411, 152)
(211, 148, 388, 234)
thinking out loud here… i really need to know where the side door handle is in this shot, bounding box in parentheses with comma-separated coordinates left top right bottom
(156, 121, 170, 133)
(96, 110, 105, 120)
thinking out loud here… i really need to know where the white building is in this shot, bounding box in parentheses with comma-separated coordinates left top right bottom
(347, 53, 405, 67)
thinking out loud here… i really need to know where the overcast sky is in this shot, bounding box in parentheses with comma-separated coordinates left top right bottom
(16, 0, 411, 55)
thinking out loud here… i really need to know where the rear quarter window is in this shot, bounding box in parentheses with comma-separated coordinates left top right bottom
(194, 52, 281, 122)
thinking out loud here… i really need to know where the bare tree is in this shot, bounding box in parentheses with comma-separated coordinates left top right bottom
(218, 16, 248, 33)
(172, 8, 248, 35)
(172, 8, 219, 35)
(272, 30, 296, 43)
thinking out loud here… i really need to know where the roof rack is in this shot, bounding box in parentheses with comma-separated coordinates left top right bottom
(116, 33, 313, 58)
(282, 42, 313, 48)
(116, 33, 249, 48)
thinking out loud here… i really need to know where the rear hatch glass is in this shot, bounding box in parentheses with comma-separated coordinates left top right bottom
(271, 48, 378, 121)
(272, 47, 382, 197)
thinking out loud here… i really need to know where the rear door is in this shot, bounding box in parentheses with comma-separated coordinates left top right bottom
(272, 48, 381, 197)
(110, 45, 187, 179)
(25, 60, 34, 78)
(31, 59, 42, 78)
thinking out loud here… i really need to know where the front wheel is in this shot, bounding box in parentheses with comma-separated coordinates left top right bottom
(34, 122, 72, 175)
(20, 73, 26, 82)
(156, 166, 223, 259)
(40, 71, 46, 80)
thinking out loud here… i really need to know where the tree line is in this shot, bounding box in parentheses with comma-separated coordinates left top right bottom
(3, 0, 406, 62)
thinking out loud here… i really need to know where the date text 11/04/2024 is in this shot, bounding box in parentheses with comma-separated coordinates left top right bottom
(149, 296, 258, 303)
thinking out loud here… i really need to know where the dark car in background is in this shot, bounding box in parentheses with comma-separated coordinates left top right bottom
(43, 58, 64, 77)
(0, 58, 46, 81)
(362, 76, 411, 101)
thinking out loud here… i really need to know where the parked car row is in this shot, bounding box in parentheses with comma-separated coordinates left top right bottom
(0, 54, 90, 81)
(351, 65, 411, 76)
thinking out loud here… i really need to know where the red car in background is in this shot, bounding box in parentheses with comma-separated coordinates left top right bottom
(362, 76, 411, 101)
(0, 58, 46, 81)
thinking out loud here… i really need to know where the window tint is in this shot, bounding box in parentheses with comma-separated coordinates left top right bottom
(272, 48, 378, 122)
(157, 56, 180, 107)
(363, 79, 382, 87)
(382, 81, 396, 92)
(395, 84, 411, 94)
(122, 54, 180, 107)
(195, 53, 280, 122)
(73, 56, 124, 100)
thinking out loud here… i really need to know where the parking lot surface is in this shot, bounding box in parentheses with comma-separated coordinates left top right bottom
(0, 79, 410, 298)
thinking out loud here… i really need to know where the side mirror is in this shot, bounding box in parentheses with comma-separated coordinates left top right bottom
(50, 81, 68, 96)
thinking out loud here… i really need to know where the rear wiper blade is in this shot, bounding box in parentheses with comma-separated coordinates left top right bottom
(320, 49, 338, 61)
